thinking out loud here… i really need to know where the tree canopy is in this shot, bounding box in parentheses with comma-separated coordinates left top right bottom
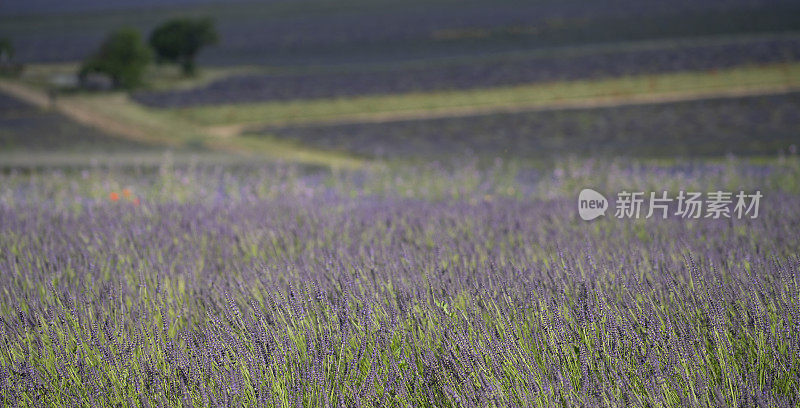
(79, 28, 151, 89)
(149, 18, 218, 76)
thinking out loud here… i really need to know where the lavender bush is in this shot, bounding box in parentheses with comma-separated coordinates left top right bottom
(0, 158, 799, 407)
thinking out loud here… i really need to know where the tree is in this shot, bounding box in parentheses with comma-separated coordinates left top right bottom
(149, 18, 218, 76)
(79, 28, 151, 89)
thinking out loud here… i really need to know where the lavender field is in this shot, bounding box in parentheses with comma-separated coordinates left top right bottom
(1, 158, 799, 407)
(2, 0, 800, 405)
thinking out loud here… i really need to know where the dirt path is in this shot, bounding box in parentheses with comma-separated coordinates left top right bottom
(229, 83, 800, 132)
(0, 79, 364, 168)
(5, 77, 800, 140)
(0, 80, 161, 145)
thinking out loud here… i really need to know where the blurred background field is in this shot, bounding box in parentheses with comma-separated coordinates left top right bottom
(0, 0, 799, 167)
(2, 1, 800, 406)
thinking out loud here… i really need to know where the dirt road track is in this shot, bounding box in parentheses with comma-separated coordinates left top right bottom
(4, 78, 800, 141)
(247, 83, 800, 130)
(0, 79, 157, 144)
